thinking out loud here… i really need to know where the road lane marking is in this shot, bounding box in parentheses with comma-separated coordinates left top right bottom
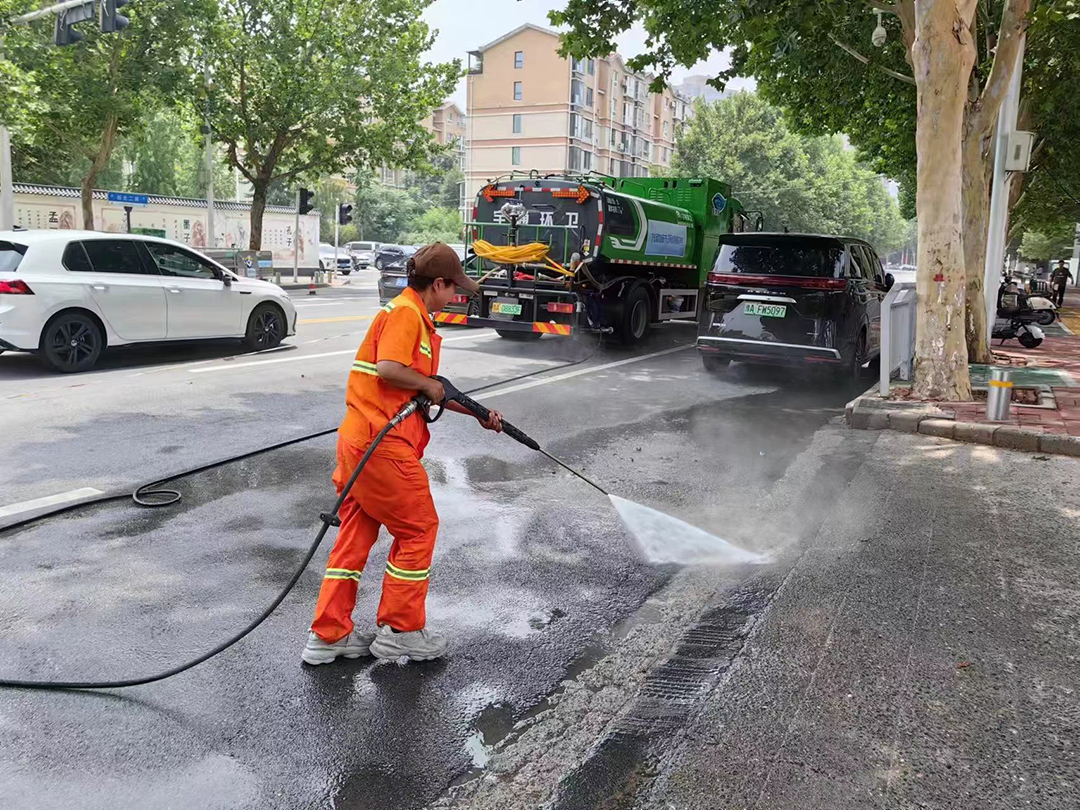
(0, 487, 105, 519)
(439, 330, 496, 343)
(481, 345, 692, 399)
(190, 349, 356, 373)
(298, 315, 375, 325)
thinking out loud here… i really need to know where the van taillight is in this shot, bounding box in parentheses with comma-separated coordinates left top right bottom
(546, 302, 574, 314)
(0, 280, 33, 294)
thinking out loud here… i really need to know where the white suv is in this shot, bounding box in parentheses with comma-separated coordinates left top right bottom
(0, 230, 297, 372)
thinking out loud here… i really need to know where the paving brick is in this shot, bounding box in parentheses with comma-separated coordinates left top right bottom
(888, 410, 927, 433)
(992, 427, 1041, 452)
(952, 421, 1000, 445)
(1038, 433, 1080, 458)
(919, 419, 956, 439)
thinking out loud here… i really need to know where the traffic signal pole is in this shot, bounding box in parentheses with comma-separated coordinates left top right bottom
(292, 188, 301, 284)
(334, 204, 340, 272)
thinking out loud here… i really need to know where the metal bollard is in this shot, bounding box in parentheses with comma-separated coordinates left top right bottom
(986, 367, 1013, 421)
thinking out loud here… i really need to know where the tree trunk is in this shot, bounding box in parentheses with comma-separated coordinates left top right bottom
(81, 115, 120, 230)
(249, 179, 268, 250)
(961, 122, 993, 363)
(910, 0, 977, 401)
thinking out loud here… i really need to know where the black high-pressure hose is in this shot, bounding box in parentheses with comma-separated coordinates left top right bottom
(0, 332, 604, 691)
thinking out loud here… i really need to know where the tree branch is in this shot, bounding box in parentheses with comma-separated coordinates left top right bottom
(969, 0, 1032, 138)
(829, 35, 916, 85)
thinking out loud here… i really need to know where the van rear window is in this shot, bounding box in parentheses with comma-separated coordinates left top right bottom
(714, 241, 843, 278)
(0, 241, 27, 273)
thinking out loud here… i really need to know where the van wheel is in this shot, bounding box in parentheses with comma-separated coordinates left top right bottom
(616, 284, 651, 345)
(496, 329, 542, 341)
(40, 311, 104, 373)
(847, 330, 870, 380)
(701, 354, 730, 373)
(244, 304, 286, 351)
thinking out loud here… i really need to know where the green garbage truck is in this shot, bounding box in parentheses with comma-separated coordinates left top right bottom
(435, 173, 761, 343)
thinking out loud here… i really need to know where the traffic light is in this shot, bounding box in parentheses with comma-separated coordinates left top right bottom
(54, 2, 94, 46)
(338, 204, 353, 226)
(298, 188, 316, 215)
(100, 0, 131, 34)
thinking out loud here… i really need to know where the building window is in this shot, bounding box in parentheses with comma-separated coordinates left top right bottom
(587, 59, 595, 75)
(513, 81, 522, 101)
(514, 51, 523, 69)
(663, 121, 670, 137)
(586, 87, 594, 108)
(512, 114, 522, 134)
(569, 146, 592, 172)
(571, 57, 584, 74)
(512, 146, 521, 165)
(571, 79, 585, 106)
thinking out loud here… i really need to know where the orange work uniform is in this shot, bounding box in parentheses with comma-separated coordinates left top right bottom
(310, 287, 443, 641)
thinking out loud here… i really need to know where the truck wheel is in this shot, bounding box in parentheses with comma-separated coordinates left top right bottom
(496, 329, 542, 341)
(615, 284, 651, 345)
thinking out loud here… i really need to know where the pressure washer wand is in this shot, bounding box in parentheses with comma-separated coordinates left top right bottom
(430, 376, 608, 496)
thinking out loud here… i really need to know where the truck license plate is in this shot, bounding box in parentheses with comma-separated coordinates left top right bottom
(744, 302, 786, 318)
(491, 302, 522, 315)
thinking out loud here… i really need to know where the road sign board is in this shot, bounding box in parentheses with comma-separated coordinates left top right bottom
(107, 192, 148, 206)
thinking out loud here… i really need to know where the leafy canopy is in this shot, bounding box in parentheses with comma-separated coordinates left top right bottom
(673, 93, 908, 253)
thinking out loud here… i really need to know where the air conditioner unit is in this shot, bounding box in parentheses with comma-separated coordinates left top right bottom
(1005, 131, 1035, 172)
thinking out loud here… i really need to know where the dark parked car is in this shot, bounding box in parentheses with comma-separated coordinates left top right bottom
(376, 245, 419, 303)
(373, 244, 415, 271)
(697, 233, 892, 377)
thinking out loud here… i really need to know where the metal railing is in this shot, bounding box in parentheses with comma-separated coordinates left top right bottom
(880, 280, 917, 396)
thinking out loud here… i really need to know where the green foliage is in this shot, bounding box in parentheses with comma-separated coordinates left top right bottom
(122, 110, 234, 199)
(1019, 223, 1076, 262)
(673, 93, 908, 253)
(314, 177, 352, 242)
(406, 149, 465, 211)
(204, 0, 461, 246)
(400, 207, 463, 245)
(1012, 1, 1080, 234)
(5, 0, 213, 192)
(354, 182, 423, 244)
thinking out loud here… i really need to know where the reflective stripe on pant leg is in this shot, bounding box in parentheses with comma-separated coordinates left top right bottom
(355, 453, 439, 633)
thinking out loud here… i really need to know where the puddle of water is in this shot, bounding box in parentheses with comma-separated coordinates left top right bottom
(609, 495, 771, 566)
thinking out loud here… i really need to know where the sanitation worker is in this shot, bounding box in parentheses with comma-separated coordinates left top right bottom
(302, 242, 501, 664)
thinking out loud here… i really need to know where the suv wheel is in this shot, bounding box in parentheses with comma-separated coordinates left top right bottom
(244, 304, 286, 351)
(40, 311, 104, 373)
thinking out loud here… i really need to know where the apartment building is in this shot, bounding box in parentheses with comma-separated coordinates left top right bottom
(381, 100, 468, 188)
(464, 24, 689, 203)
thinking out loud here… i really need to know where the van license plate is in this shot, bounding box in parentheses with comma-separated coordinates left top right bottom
(744, 302, 786, 318)
(491, 302, 522, 315)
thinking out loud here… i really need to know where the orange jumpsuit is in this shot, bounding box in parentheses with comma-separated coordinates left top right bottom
(310, 287, 442, 640)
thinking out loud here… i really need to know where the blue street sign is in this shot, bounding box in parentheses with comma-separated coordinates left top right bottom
(107, 192, 149, 206)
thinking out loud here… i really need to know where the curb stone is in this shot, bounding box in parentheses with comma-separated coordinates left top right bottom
(845, 395, 1080, 459)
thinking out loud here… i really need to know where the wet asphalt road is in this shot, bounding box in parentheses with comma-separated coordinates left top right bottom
(0, 277, 869, 808)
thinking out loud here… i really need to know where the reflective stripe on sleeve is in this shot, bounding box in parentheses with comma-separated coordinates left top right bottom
(352, 360, 379, 376)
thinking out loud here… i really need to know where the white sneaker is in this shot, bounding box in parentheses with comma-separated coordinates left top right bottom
(369, 624, 449, 661)
(301, 629, 376, 665)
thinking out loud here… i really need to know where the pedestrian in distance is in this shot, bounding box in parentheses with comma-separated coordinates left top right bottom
(1050, 260, 1074, 308)
(302, 242, 502, 665)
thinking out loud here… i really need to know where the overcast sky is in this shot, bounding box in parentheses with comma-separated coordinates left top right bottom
(421, 0, 756, 109)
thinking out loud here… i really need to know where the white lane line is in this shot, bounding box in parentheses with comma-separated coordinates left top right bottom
(481, 345, 692, 399)
(439, 330, 496, 343)
(189, 349, 355, 373)
(0, 487, 105, 519)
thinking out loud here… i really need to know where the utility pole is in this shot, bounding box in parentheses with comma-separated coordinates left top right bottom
(982, 34, 1026, 341)
(292, 189, 301, 284)
(204, 64, 215, 247)
(0, 126, 13, 231)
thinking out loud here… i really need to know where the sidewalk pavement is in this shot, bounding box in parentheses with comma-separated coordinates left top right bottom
(847, 287, 1080, 453)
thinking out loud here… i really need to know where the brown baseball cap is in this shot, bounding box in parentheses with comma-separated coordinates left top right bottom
(408, 242, 479, 294)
